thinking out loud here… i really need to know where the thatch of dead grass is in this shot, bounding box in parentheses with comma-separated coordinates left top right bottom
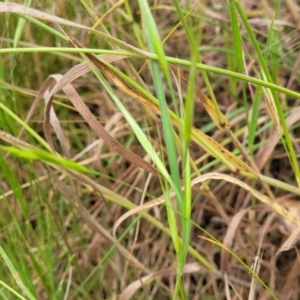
(1, 1, 300, 299)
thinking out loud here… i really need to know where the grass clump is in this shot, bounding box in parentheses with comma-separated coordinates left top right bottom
(1, 0, 300, 299)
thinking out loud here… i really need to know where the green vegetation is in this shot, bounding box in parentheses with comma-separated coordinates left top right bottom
(0, 1, 300, 299)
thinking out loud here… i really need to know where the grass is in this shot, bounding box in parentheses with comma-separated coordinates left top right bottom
(1, 0, 300, 299)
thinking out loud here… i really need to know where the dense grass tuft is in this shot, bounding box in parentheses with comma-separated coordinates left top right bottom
(1, 1, 300, 299)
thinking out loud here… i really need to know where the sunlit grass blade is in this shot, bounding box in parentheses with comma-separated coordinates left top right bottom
(137, 0, 185, 297)
(0, 102, 51, 151)
(0, 146, 98, 175)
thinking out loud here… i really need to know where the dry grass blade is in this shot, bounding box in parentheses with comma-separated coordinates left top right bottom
(248, 255, 262, 300)
(221, 208, 250, 272)
(18, 76, 70, 157)
(46, 54, 127, 94)
(191, 173, 300, 227)
(276, 199, 300, 258)
(248, 222, 266, 300)
(119, 273, 157, 300)
(262, 87, 281, 132)
(280, 199, 300, 232)
(0, 2, 91, 30)
(0, 130, 36, 149)
(286, 53, 300, 89)
(119, 263, 202, 300)
(39, 72, 158, 176)
(275, 227, 300, 259)
(191, 127, 257, 176)
(43, 77, 71, 158)
(113, 191, 173, 241)
(285, 0, 300, 27)
(90, 0, 125, 31)
(255, 107, 300, 170)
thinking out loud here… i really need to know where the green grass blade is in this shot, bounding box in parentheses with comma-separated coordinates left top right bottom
(248, 87, 262, 154)
(0, 245, 36, 300)
(0, 146, 98, 175)
(138, 0, 184, 210)
(13, 0, 33, 48)
(0, 280, 29, 300)
(228, 0, 248, 121)
(235, 1, 300, 187)
(137, 1, 186, 297)
(0, 102, 51, 151)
